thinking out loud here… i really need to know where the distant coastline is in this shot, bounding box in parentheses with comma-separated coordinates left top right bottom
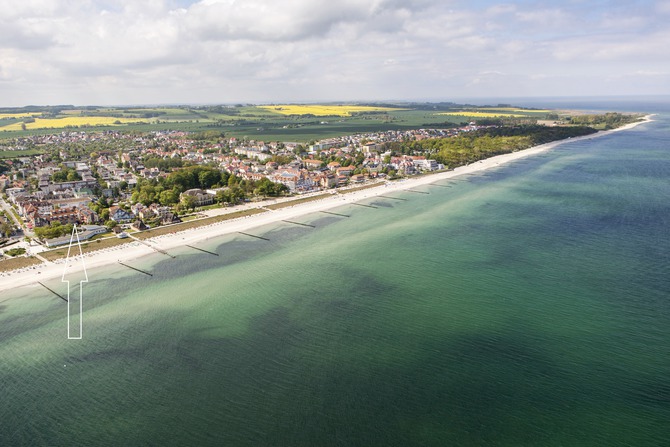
(0, 114, 653, 295)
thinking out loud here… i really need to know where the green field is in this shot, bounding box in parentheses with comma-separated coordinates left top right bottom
(0, 148, 45, 159)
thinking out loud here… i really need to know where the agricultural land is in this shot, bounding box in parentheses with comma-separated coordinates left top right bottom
(0, 103, 562, 144)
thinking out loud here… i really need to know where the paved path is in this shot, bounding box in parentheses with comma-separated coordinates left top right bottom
(34, 253, 52, 264)
(0, 197, 22, 228)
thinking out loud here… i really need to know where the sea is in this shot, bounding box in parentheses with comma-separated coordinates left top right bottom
(1, 99, 669, 446)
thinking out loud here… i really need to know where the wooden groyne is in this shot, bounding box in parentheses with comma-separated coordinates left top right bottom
(320, 211, 350, 218)
(185, 245, 219, 256)
(38, 281, 67, 302)
(129, 235, 176, 259)
(282, 220, 316, 228)
(238, 232, 270, 241)
(118, 261, 153, 276)
(352, 203, 378, 209)
(378, 195, 408, 201)
(406, 189, 429, 194)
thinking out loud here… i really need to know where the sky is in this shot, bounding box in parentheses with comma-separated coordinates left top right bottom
(0, 0, 669, 106)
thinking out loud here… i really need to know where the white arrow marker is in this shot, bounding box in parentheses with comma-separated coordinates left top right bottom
(62, 224, 88, 340)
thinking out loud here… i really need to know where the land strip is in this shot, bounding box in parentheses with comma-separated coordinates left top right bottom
(0, 116, 653, 292)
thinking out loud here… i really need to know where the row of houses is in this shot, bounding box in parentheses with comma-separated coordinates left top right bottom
(389, 155, 443, 175)
(45, 225, 107, 247)
(23, 203, 98, 228)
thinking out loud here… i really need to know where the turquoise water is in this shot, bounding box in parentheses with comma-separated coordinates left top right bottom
(1, 115, 669, 446)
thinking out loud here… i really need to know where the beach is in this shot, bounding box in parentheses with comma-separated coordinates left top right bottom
(0, 116, 653, 294)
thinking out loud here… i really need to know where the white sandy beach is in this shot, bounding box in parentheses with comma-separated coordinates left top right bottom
(0, 115, 653, 294)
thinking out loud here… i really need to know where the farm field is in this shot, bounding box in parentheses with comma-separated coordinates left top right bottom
(0, 148, 44, 159)
(0, 103, 559, 143)
(0, 113, 38, 119)
(1, 116, 143, 131)
(437, 111, 528, 118)
(257, 104, 406, 116)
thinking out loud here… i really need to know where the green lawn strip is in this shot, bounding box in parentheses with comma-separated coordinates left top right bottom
(338, 182, 385, 194)
(134, 208, 266, 240)
(180, 215, 200, 222)
(194, 203, 223, 212)
(264, 194, 332, 210)
(39, 236, 131, 261)
(88, 232, 114, 241)
(36, 208, 266, 261)
(0, 256, 42, 272)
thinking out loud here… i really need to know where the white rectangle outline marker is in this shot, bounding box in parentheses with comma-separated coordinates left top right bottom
(62, 224, 88, 340)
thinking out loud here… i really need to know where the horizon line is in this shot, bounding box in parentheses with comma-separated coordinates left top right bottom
(2, 94, 669, 109)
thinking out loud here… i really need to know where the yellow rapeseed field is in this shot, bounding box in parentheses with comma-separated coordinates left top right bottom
(258, 105, 402, 117)
(0, 113, 39, 119)
(1, 116, 140, 131)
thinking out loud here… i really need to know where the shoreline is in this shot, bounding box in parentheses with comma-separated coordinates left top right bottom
(0, 115, 654, 294)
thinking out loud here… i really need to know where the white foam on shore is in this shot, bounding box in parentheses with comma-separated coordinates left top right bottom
(0, 115, 653, 294)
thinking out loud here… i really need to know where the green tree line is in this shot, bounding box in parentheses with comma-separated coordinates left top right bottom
(130, 166, 288, 208)
(52, 167, 82, 182)
(34, 221, 73, 240)
(568, 113, 640, 129)
(387, 125, 598, 169)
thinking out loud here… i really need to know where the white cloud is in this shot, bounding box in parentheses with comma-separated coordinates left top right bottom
(0, 0, 667, 105)
(182, 0, 418, 42)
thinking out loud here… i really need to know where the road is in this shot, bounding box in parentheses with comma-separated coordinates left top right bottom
(0, 196, 21, 227)
(0, 196, 35, 239)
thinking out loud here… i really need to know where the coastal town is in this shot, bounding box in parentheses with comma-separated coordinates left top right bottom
(0, 106, 643, 263)
(0, 125, 480, 255)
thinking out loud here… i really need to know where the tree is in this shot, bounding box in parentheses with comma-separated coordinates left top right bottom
(52, 168, 81, 182)
(34, 222, 73, 240)
(159, 188, 180, 206)
(215, 186, 246, 205)
(0, 221, 13, 238)
(215, 189, 228, 204)
(198, 170, 221, 189)
(137, 185, 157, 206)
(228, 186, 246, 204)
(254, 178, 288, 197)
(254, 178, 275, 197)
(181, 194, 197, 210)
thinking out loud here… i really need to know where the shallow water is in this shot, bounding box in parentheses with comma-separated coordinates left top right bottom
(1, 114, 669, 446)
